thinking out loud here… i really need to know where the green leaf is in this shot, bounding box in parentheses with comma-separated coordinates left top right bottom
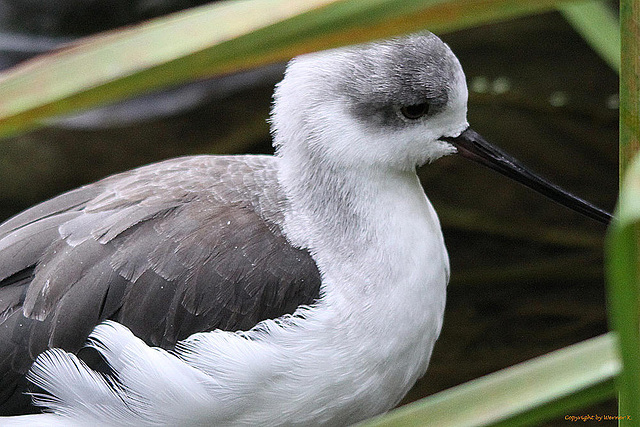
(0, 0, 590, 138)
(557, 0, 620, 73)
(358, 334, 619, 427)
(606, 159, 640, 424)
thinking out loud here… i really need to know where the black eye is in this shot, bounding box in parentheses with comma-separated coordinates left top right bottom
(400, 103, 430, 120)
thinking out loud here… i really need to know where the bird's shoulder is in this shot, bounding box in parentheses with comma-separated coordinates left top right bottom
(0, 152, 320, 358)
(0, 154, 282, 239)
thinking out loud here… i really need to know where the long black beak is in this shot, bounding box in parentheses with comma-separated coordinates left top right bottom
(442, 127, 612, 225)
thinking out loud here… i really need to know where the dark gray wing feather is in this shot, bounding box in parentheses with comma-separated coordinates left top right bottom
(0, 185, 101, 239)
(0, 155, 321, 415)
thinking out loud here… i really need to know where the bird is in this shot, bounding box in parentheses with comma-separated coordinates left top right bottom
(0, 32, 610, 426)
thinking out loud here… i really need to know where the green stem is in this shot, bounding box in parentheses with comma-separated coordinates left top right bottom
(606, 2, 640, 424)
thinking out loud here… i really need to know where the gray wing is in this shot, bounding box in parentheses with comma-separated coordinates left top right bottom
(0, 155, 321, 414)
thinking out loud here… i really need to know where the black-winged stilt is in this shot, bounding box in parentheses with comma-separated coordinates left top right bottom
(0, 32, 610, 425)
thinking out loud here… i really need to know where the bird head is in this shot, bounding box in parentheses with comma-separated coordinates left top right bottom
(272, 32, 610, 224)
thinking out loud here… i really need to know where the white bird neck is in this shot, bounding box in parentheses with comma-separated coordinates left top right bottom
(278, 142, 449, 305)
(252, 145, 450, 424)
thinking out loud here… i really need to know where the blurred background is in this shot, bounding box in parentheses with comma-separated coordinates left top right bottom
(0, 0, 619, 424)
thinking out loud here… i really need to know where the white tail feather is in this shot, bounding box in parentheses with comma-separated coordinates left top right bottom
(24, 321, 241, 426)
